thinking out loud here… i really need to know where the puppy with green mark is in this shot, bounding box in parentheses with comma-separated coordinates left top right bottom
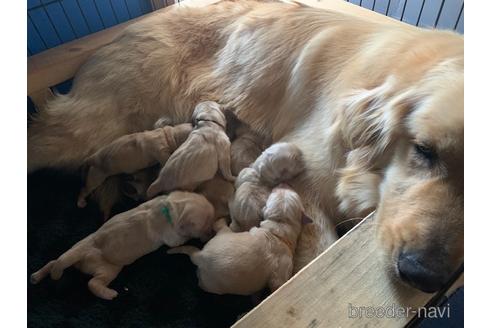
(31, 191, 215, 300)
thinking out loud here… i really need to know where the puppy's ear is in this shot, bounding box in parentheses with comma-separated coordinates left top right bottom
(301, 213, 313, 225)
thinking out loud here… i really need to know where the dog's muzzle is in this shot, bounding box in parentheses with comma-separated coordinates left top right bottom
(397, 250, 452, 293)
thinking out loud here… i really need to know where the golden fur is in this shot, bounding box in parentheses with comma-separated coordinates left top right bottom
(27, 1, 464, 289)
(146, 101, 235, 197)
(30, 191, 215, 300)
(168, 185, 304, 295)
(78, 123, 192, 207)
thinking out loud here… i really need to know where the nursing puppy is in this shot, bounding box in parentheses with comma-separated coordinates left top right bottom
(195, 175, 235, 219)
(231, 124, 267, 176)
(147, 101, 235, 198)
(229, 142, 304, 232)
(78, 123, 192, 207)
(30, 191, 215, 300)
(168, 185, 304, 295)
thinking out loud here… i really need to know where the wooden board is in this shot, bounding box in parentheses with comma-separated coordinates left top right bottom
(233, 213, 443, 328)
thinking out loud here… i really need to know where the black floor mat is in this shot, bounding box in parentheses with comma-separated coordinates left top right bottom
(27, 169, 254, 328)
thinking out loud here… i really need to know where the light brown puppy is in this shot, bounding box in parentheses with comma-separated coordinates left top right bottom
(147, 101, 235, 197)
(168, 185, 304, 296)
(229, 142, 304, 232)
(78, 123, 192, 207)
(195, 175, 235, 219)
(231, 124, 266, 176)
(30, 191, 215, 300)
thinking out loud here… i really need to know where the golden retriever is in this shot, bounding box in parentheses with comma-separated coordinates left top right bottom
(28, 1, 463, 292)
(30, 191, 215, 300)
(168, 185, 304, 295)
(146, 101, 235, 197)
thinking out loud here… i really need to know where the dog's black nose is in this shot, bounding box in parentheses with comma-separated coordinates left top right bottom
(397, 251, 449, 293)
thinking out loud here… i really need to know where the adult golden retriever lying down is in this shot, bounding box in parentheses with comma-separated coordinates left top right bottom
(28, 0, 463, 293)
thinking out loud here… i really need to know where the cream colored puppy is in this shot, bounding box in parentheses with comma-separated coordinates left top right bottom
(229, 142, 304, 232)
(168, 185, 304, 295)
(147, 101, 235, 197)
(231, 124, 266, 176)
(78, 123, 192, 207)
(195, 175, 235, 219)
(31, 191, 215, 300)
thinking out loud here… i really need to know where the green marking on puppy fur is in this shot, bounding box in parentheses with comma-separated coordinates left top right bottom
(161, 206, 172, 224)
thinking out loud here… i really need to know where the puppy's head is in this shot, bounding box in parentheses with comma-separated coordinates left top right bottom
(192, 101, 227, 129)
(337, 50, 463, 293)
(235, 167, 260, 188)
(262, 185, 304, 230)
(167, 191, 216, 241)
(253, 142, 304, 186)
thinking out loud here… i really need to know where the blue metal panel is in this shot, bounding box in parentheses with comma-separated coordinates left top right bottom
(110, 0, 131, 23)
(28, 0, 41, 10)
(27, 15, 47, 54)
(361, 0, 375, 10)
(436, 0, 464, 30)
(455, 6, 464, 33)
(58, 0, 91, 38)
(418, 0, 444, 27)
(29, 7, 61, 48)
(95, 0, 119, 27)
(373, 0, 390, 15)
(125, 0, 144, 18)
(44, 2, 77, 43)
(401, 0, 424, 25)
(77, 0, 105, 32)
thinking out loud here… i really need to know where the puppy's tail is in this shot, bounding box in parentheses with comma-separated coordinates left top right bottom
(167, 246, 200, 258)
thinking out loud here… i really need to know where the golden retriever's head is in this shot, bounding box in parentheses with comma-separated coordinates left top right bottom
(337, 57, 463, 293)
(192, 101, 227, 129)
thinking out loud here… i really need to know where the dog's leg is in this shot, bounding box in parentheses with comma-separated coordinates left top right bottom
(50, 245, 84, 280)
(268, 254, 293, 292)
(78, 166, 109, 208)
(87, 265, 122, 300)
(30, 260, 56, 284)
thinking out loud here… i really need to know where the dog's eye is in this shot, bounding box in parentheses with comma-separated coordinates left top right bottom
(414, 143, 437, 164)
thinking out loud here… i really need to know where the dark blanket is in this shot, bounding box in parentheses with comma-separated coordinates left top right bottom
(28, 170, 254, 328)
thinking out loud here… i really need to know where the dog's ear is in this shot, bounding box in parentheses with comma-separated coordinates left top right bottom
(336, 77, 421, 216)
(301, 213, 313, 225)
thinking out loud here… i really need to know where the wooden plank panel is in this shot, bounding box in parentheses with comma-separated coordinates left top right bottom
(233, 214, 436, 328)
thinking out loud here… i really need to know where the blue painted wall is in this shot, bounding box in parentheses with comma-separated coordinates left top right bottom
(28, 0, 463, 57)
(348, 0, 463, 33)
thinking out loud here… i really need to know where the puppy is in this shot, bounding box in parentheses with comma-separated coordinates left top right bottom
(195, 175, 235, 219)
(78, 123, 192, 207)
(31, 191, 215, 300)
(168, 185, 304, 296)
(230, 124, 266, 176)
(147, 101, 235, 198)
(229, 142, 304, 232)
